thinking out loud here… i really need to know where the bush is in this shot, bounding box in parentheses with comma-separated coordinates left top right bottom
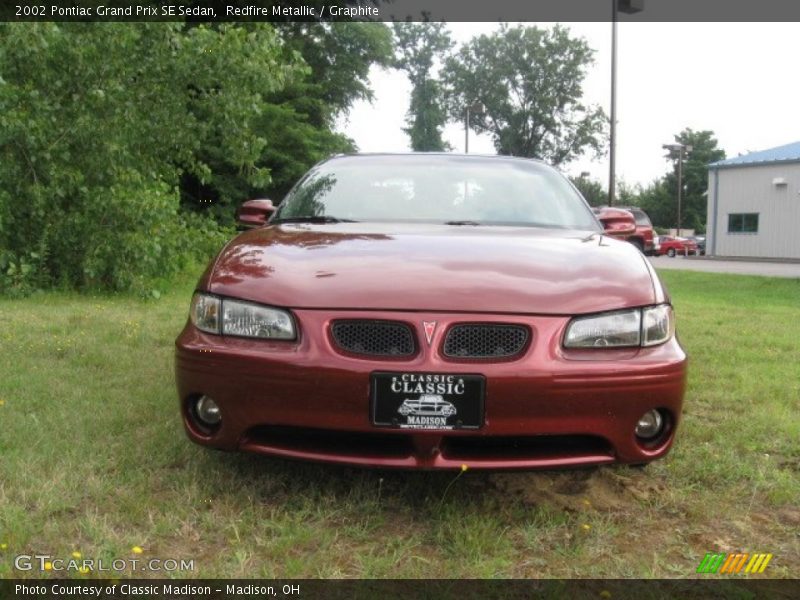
(0, 176, 231, 295)
(0, 22, 293, 295)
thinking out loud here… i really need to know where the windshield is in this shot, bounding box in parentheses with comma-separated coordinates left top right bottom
(630, 209, 652, 227)
(274, 155, 599, 231)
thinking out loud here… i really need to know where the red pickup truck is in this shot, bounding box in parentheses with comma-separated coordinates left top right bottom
(593, 206, 657, 255)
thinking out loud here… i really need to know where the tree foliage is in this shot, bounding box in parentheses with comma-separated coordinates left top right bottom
(634, 129, 725, 231)
(277, 22, 393, 118)
(0, 22, 297, 293)
(0, 22, 392, 294)
(181, 22, 393, 216)
(664, 129, 725, 232)
(264, 22, 393, 198)
(635, 179, 674, 230)
(393, 21, 452, 152)
(570, 176, 606, 207)
(442, 24, 606, 164)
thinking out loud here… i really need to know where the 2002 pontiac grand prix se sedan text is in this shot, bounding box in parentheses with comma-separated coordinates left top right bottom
(175, 154, 687, 470)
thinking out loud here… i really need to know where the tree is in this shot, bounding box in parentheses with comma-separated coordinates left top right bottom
(636, 179, 675, 230)
(0, 21, 393, 294)
(277, 22, 393, 122)
(442, 24, 606, 164)
(393, 21, 453, 151)
(181, 22, 394, 215)
(0, 22, 297, 292)
(264, 22, 393, 198)
(616, 180, 641, 208)
(616, 130, 725, 231)
(570, 176, 606, 207)
(662, 129, 726, 232)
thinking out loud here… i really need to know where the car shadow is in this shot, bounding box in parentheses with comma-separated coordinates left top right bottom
(200, 450, 659, 515)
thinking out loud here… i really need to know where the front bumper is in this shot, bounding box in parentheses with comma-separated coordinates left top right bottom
(175, 309, 687, 470)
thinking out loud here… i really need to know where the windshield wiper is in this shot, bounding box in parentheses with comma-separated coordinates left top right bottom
(273, 215, 357, 224)
(444, 220, 482, 226)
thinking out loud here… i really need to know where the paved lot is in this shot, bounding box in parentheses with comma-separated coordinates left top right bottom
(649, 256, 800, 278)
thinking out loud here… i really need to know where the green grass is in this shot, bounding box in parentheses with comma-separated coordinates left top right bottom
(0, 269, 798, 578)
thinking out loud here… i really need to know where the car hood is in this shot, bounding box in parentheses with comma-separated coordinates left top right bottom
(205, 223, 656, 315)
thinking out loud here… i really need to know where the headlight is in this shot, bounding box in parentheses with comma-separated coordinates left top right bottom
(190, 293, 220, 334)
(222, 298, 296, 339)
(564, 304, 674, 349)
(564, 309, 641, 348)
(641, 304, 674, 346)
(190, 293, 296, 340)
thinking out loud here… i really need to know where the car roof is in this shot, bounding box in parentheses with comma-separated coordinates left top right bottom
(323, 152, 549, 167)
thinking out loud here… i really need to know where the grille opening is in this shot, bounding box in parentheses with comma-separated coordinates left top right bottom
(442, 435, 612, 461)
(443, 324, 530, 359)
(331, 320, 416, 357)
(244, 426, 414, 458)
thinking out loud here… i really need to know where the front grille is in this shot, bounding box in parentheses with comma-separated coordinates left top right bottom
(244, 426, 414, 459)
(331, 320, 416, 357)
(443, 324, 529, 359)
(442, 434, 613, 461)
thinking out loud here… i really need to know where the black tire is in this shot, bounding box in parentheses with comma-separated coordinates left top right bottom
(667, 248, 676, 258)
(629, 238, 644, 253)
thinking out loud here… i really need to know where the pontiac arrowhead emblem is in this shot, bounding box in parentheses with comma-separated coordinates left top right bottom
(423, 321, 437, 346)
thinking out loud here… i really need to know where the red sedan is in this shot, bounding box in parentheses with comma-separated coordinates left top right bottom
(656, 235, 699, 257)
(175, 154, 687, 470)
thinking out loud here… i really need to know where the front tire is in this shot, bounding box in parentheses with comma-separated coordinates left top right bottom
(667, 248, 676, 257)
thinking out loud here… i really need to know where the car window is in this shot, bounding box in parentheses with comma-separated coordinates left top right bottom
(275, 156, 599, 231)
(630, 209, 652, 227)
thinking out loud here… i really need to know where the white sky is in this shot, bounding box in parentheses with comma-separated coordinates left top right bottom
(336, 22, 800, 188)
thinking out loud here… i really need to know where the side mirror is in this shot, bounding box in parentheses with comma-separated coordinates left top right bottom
(595, 207, 636, 237)
(237, 199, 275, 229)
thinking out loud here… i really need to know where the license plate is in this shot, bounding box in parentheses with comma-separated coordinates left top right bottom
(371, 372, 485, 430)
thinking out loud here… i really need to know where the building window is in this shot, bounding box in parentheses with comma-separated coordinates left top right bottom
(727, 213, 759, 234)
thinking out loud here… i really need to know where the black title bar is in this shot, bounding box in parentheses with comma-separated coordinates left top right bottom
(2, 579, 799, 600)
(4, 0, 800, 22)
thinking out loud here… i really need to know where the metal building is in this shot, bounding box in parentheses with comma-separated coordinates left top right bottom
(707, 141, 800, 259)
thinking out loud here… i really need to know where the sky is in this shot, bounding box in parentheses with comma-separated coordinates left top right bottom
(335, 22, 800, 189)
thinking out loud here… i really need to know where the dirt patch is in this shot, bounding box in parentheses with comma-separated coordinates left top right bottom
(775, 506, 800, 527)
(488, 467, 668, 513)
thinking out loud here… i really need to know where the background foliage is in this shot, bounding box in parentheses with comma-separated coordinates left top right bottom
(0, 21, 391, 294)
(392, 21, 453, 152)
(442, 24, 606, 164)
(0, 23, 289, 293)
(1, 20, 725, 294)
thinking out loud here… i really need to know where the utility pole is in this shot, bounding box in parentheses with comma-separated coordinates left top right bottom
(662, 143, 692, 237)
(609, 0, 644, 205)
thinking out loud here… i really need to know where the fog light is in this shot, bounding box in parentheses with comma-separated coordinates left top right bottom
(195, 395, 221, 426)
(635, 409, 663, 439)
